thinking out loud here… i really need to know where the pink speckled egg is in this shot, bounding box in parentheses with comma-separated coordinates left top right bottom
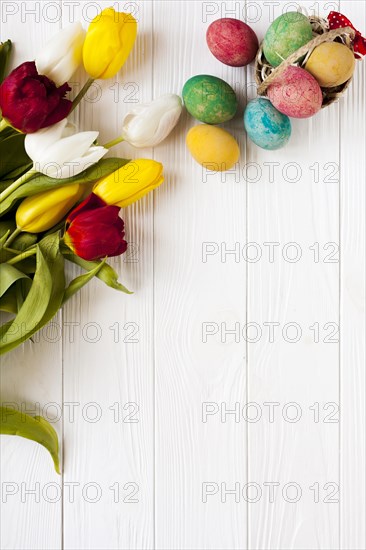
(206, 18, 259, 67)
(267, 66, 323, 119)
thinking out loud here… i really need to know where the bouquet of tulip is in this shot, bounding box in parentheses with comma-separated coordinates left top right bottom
(0, 7, 182, 470)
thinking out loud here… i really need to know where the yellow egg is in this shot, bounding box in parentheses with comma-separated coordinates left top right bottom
(305, 42, 355, 87)
(186, 125, 240, 171)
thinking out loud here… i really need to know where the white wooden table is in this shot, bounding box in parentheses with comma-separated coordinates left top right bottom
(1, 1, 365, 549)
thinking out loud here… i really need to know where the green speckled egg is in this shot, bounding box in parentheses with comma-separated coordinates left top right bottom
(182, 75, 238, 124)
(263, 12, 313, 67)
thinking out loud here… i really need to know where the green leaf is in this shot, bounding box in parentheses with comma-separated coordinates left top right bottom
(0, 263, 30, 298)
(0, 222, 35, 250)
(63, 258, 106, 303)
(0, 233, 65, 354)
(0, 181, 9, 193)
(0, 406, 60, 474)
(0, 158, 129, 216)
(0, 40, 12, 84)
(0, 220, 16, 238)
(0, 230, 10, 247)
(61, 245, 132, 294)
(0, 287, 18, 313)
(0, 131, 31, 179)
(0, 246, 52, 347)
(12, 232, 38, 251)
(1, 163, 33, 181)
(0, 252, 37, 275)
(0, 278, 31, 314)
(0, 127, 17, 140)
(0, 248, 19, 264)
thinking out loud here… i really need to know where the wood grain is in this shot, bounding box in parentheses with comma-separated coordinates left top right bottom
(0, 1, 365, 549)
(61, 1, 154, 549)
(339, 1, 366, 548)
(247, 2, 341, 549)
(0, 4, 63, 550)
(153, 2, 248, 548)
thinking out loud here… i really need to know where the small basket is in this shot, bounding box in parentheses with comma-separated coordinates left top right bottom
(255, 16, 356, 108)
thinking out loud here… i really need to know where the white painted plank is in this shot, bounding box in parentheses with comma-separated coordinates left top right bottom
(153, 1, 248, 548)
(1, 1, 365, 548)
(0, 3, 63, 550)
(247, 2, 341, 549)
(61, 1, 155, 549)
(339, 1, 366, 548)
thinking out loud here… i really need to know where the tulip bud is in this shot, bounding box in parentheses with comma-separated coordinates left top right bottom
(16, 184, 83, 233)
(64, 193, 128, 261)
(121, 94, 183, 148)
(93, 158, 164, 208)
(0, 40, 12, 84)
(0, 61, 72, 133)
(25, 119, 107, 179)
(35, 22, 86, 86)
(83, 8, 137, 79)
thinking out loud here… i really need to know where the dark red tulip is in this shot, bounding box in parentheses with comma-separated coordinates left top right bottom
(64, 193, 128, 261)
(0, 61, 72, 133)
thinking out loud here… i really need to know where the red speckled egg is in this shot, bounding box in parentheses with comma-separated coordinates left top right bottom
(206, 18, 259, 67)
(267, 66, 323, 119)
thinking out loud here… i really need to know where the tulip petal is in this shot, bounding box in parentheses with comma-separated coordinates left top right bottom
(40, 131, 99, 164)
(25, 119, 68, 161)
(0, 61, 72, 133)
(150, 109, 182, 146)
(55, 146, 107, 179)
(32, 131, 106, 178)
(16, 184, 82, 233)
(67, 193, 106, 224)
(35, 22, 86, 85)
(66, 224, 127, 260)
(103, 14, 137, 79)
(115, 174, 164, 207)
(26, 121, 107, 179)
(83, 9, 137, 79)
(65, 194, 127, 261)
(93, 158, 164, 207)
(42, 98, 73, 129)
(121, 94, 182, 147)
(62, 121, 78, 138)
(77, 205, 122, 228)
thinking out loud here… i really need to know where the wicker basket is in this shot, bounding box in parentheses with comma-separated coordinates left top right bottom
(255, 16, 356, 108)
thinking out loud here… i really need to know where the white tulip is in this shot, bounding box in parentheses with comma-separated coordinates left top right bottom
(25, 119, 107, 179)
(35, 22, 86, 85)
(121, 93, 183, 148)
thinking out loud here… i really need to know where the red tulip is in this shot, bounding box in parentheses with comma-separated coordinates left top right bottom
(0, 61, 72, 133)
(64, 193, 128, 261)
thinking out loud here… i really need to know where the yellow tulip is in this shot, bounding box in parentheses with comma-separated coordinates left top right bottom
(16, 184, 83, 233)
(83, 8, 137, 79)
(93, 159, 164, 207)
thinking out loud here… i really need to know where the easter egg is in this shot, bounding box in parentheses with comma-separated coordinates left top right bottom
(263, 12, 313, 67)
(267, 66, 323, 118)
(305, 42, 355, 87)
(186, 125, 240, 171)
(182, 75, 238, 124)
(206, 18, 259, 67)
(244, 98, 291, 150)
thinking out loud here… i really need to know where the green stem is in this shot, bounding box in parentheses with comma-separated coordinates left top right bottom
(0, 167, 36, 203)
(4, 227, 22, 248)
(0, 119, 9, 132)
(71, 78, 95, 113)
(7, 247, 37, 265)
(103, 136, 125, 149)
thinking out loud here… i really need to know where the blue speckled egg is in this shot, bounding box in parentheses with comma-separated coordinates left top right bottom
(244, 98, 291, 150)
